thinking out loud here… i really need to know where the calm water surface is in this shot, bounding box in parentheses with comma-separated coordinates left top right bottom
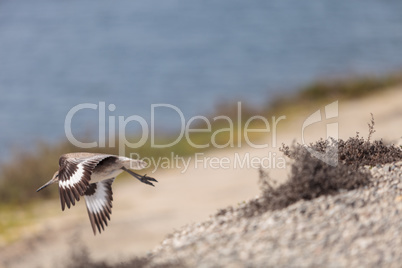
(1, 0, 402, 159)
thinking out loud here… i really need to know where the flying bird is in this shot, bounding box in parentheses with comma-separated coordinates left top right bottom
(36, 153, 157, 235)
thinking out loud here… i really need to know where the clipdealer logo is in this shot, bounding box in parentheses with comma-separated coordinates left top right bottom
(64, 102, 286, 155)
(301, 101, 338, 166)
(63, 100, 338, 172)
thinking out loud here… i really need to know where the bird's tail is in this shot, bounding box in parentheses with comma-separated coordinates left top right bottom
(120, 157, 147, 170)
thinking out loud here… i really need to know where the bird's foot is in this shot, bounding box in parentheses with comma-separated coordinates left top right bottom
(140, 174, 158, 187)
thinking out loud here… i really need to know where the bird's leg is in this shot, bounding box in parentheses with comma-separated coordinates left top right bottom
(121, 167, 158, 187)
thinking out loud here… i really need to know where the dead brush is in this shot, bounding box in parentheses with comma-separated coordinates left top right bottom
(240, 114, 402, 218)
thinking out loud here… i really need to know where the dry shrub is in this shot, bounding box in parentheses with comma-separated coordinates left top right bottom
(247, 142, 370, 216)
(239, 117, 401, 217)
(337, 114, 401, 167)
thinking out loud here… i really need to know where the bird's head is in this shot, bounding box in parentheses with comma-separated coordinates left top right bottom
(36, 171, 59, 192)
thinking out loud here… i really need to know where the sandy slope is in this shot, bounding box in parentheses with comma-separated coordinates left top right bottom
(1, 87, 401, 268)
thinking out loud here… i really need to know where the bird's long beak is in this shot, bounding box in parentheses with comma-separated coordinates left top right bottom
(36, 177, 57, 192)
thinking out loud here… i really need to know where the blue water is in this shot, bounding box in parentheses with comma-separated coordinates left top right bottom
(1, 0, 402, 159)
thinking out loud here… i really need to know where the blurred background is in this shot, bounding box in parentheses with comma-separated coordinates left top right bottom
(1, 0, 402, 159)
(1, 1, 402, 267)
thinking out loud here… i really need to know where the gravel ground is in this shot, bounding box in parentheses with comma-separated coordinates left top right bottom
(149, 161, 402, 267)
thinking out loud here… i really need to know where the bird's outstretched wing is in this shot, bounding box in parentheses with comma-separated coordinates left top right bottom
(84, 178, 115, 235)
(57, 154, 114, 211)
